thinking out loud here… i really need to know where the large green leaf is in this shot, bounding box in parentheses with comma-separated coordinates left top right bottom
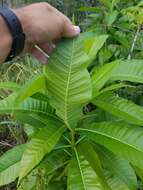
(0, 93, 51, 116)
(19, 124, 65, 181)
(94, 144, 137, 190)
(16, 74, 46, 103)
(93, 92, 143, 126)
(67, 148, 103, 190)
(0, 144, 25, 186)
(110, 59, 143, 83)
(77, 122, 143, 169)
(92, 62, 116, 96)
(46, 37, 92, 128)
(79, 141, 111, 190)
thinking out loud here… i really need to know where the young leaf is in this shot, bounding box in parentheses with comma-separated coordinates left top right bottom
(16, 74, 46, 103)
(77, 122, 143, 169)
(83, 35, 108, 65)
(46, 37, 92, 128)
(0, 144, 25, 186)
(100, 0, 112, 9)
(19, 125, 65, 181)
(105, 10, 118, 26)
(68, 148, 104, 190)
(93, 92, 143, 126)
(94, 144, 137, 190)
(79, 141, 111, 190)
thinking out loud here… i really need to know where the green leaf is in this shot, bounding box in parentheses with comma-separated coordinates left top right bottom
(92, 62, 116, 96)
(83, 35, 108, 65)
(0, 82, 20, 91)
(94, 144, 137, 190)
(0, 144, 25, 186)
(16, 112, 63, 138)
(110, 59, 143, 83)
(68, 148, 103, 190)
(16, 74, 46, 103)
(47, 180, 66, 190)
(31, 92, 49, 102)
(93, 92, 143, 126)
(0, 162, 20, 187)
(77, 122, 143, 169)
(79, 141, 111, 190)
(100, 0, 112, 9)
(18, 149, 68, 190)
(46, 37, 92, 128)
(81, 109, 121, 126)
(79, 7, 102, 12)
(18, 168, 39, 190)
(19, 124, 65, 181)
(104, 170, 130, 190)
(0, 93, 51, 116)
(40, 149, 69, 175)
(105, 10, 118, 26)
(97, 83, 129, 97)
(134, 166, 143, 182)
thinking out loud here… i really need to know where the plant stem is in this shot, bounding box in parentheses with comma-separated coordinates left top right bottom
(70, 129, 75, 150)
(128, 25, 140, 60)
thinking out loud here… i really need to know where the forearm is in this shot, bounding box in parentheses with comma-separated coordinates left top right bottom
(0, 15, 12, 63)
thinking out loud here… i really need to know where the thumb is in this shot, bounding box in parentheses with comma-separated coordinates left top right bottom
(62, 19, 80, 38)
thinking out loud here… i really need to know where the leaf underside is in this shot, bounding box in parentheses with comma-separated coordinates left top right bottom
(46, 38, 92, 128)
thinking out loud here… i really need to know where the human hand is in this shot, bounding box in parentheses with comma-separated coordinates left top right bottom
(15, 2, 80, 63)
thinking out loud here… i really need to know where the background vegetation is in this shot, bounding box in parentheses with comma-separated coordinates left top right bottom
(1, 0, 143, 190)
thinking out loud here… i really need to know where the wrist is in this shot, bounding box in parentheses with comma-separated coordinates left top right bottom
(13, 8, 34, 47)
(0, 15, 12, 62)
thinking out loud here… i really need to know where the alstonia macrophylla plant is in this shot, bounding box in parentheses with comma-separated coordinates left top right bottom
(0, 33, 143, 189)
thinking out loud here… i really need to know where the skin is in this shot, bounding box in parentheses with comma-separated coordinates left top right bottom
(0, 2, 80, 64)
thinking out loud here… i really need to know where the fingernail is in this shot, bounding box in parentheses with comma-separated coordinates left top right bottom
(73, 26, 81, 34)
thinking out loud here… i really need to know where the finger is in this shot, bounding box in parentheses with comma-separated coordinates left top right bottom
(62, 18, 80, 38)
(31, 47, 48, 64)
(38, 43, 54, 56)
(31, 43, 54, 64)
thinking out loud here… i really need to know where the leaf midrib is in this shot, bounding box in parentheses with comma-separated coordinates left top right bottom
(64, 40, 75, 127)
(74, 148, 87, 190)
